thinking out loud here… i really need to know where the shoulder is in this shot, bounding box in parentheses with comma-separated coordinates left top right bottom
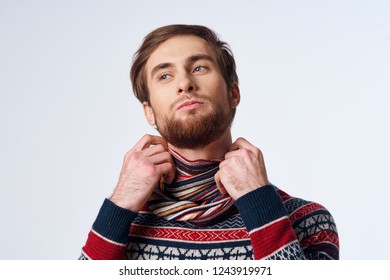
(275, 187, 330, 217)
(276, 186, 338, 238)
(275, 187, 339, 259)
(275, 186, 337, 233)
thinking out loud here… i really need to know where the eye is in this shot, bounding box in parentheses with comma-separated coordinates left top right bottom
(158, 73, 171, 81)
(193, 65, 207, 73)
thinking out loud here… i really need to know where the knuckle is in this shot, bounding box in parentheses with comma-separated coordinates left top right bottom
(163, 160, 172, 169)
(241, 149, 251, 157)
(254, 147, 262, 157)
(141, 162, 157, 176)
(168, 162, 175, 173)
(142, 134, 153, 143)
(156, 144, 166, 151)
(124, 150, 134, 161)
(126, 150, 139, 161)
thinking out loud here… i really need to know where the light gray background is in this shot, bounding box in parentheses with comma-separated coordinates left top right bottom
(0, 0, 389, 259)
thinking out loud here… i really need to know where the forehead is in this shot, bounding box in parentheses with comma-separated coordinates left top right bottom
(146, 35, 216, 72)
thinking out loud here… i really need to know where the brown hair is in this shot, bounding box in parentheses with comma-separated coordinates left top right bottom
(130, 24, 238, 103)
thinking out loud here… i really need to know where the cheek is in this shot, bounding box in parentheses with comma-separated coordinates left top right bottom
(149, 93, 168, 111)
(208, 75, 228, 94)
(210, 80, 230, 103)
(148, 95, 173, 119)
(149, 83, 176, 104)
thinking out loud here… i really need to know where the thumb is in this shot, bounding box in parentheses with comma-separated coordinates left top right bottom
(214, 171, 227, 195)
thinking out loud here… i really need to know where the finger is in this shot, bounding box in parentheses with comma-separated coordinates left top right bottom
(214, 171, 227, 195)
(147, 151, 174, 165)
(230, 137, 252, 151)
(230, 137, 263, 159)
(157, 162, 176, 184)
(223, 149, 242, 160)
(142, 144, 168, 157)
(133, 134, 168, 151)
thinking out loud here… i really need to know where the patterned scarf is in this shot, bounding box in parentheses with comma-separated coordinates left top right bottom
(147, 149, 235, 225)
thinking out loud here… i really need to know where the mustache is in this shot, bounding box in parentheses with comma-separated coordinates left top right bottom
(170, 94, 210, 111)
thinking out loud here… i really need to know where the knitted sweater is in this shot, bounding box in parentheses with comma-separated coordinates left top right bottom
(80, 155, 339, 260)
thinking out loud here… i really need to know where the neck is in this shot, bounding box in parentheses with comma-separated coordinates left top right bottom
(167, 129, 233, 161)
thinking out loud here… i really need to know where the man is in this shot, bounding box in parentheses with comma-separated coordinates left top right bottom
(80, 24, 339, 260)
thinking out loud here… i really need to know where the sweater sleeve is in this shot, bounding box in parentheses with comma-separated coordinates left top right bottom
(80, 198, 138, 260)
(235, 185, 339, 260)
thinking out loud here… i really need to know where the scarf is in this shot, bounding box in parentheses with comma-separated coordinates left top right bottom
(147, 149, 235, 225)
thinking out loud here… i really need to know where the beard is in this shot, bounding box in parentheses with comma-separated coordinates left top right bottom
(153, 98, 235, 149)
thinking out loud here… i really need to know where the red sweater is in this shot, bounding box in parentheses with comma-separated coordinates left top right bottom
(80, 185, 339, 260)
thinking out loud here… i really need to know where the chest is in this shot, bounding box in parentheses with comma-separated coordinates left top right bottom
(125, 213, 253, 260)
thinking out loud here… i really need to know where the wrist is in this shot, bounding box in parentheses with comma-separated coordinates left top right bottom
(109, 193, 143, 212)
(233, 180, 270, 200)
(92, 198, 138, 244)
(235, 185, 288, 231)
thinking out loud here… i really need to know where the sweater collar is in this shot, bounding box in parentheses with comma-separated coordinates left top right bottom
(168, 148, 222, 177)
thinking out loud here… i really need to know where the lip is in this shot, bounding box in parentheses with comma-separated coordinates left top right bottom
(177, 100, 204, 111)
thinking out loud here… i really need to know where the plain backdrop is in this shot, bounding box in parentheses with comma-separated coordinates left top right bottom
(0, 0, 389, 260)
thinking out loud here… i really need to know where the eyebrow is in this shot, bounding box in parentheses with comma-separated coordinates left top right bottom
(150, 54, 215, 79)
(186, 54, 215, 64)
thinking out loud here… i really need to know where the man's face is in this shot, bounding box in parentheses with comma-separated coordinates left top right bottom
(144, 35, 239, 149)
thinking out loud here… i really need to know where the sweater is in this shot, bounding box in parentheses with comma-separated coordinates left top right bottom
(80, 153, 339, 260)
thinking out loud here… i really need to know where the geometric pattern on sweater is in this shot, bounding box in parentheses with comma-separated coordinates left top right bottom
(293, 212, 336, 241)
(293, 212, 339, 259)
(126, 237, 253, 260)
(289, 202, 325, 224)
(81, 185, 339, 260)
(300, 230, 339, 250)
(283, 197, 312, 214)
(304, 251, 334, 260)
(275, 189, 339, 260)
(294, 212, 337, 241)
(265, 241, 305, 260)
(130, 224, 249, 242)
(126, 212, 253, 259)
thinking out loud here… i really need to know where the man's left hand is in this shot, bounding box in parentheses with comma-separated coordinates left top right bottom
(215, 137, 270, 200)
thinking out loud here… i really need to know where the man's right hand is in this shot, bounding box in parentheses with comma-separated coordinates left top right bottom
(109, 134, 175, 212)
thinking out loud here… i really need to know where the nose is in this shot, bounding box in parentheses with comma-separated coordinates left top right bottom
(177, 73, 195, 95)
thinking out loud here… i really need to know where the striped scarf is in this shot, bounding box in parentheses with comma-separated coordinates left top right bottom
(147, 149, 235, 224)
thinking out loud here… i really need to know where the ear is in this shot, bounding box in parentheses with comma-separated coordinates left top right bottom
(143, 101, 156, 126)
(229, 83, 240, 108)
